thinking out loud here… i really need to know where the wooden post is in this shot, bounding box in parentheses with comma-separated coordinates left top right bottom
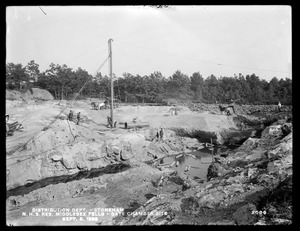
(108, 39, 113, 128)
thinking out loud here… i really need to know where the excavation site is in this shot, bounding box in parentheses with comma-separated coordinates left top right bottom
(6, 89, 293, 226)
(6, 6, 292, 226)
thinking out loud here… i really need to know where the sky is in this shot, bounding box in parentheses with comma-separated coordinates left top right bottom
(6, 5, 292, 81)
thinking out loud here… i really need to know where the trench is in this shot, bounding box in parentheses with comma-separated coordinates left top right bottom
(171, 128, 219, 144)
(6, 163, 130, 199)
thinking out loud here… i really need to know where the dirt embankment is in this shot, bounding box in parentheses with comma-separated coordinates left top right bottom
(6, 88, 54, 101)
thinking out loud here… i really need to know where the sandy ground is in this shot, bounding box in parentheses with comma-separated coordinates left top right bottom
(6, 101, 237, 152)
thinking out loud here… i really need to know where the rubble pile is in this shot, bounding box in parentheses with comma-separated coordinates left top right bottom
(187, 103, 292, 115)
(115, 121, 292, 225)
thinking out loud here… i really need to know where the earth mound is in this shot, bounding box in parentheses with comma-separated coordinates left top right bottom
(6, 88, 54, 101)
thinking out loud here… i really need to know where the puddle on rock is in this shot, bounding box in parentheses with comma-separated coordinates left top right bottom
(155, 147, 226, 182)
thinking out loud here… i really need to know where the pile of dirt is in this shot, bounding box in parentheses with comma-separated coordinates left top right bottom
(6, 88, 54, 101)
(6, 90, 23, 101)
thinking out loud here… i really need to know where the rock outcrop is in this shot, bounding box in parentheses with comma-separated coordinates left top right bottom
(114, 122, 292, 225)
(6, 118, 209, 192)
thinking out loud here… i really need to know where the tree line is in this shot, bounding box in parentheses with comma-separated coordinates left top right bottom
(6, 60, 292, 105)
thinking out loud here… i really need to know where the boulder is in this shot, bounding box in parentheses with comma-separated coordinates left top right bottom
(197, 190, 225, 207)
(267, 133, 292, 158)
(233, 203, 257, 225)
(281, 123, 292, 137)
(60, 154, 78, 169)
(239, 137, 258, 149)
(51, 154, 62, 162)
(28, 88, 54, 100)
(112, 146, 121, 155)
(105, 146, 114, 156)
(256, 174, 277, 186)
(120, 150, 130, 160)
(207, 162, 227, 180)
(184, 138, 201, 149)
(247, 168, 258, 178)
(245, 149, 266, 161)
(261, 125, 283, 139)
(228, 136, 243, 145)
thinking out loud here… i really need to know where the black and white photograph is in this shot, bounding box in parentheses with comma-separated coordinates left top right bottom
(6, 5, 292, 226)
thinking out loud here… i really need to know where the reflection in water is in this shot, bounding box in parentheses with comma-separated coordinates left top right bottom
(160, 147, 222, 181)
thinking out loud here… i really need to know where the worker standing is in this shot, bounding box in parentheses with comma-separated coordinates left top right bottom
(278, 101, 282, 112)
(240, 121, 246, 130)
(76, 112, 81, 125)
(159, 127, 164, 141)
(107, 116, 110, 127)
(6, 114, 10, 136)
(229, 99, 236, 114)
(68, 110, 73, 122)
(156, 128, 160, 141)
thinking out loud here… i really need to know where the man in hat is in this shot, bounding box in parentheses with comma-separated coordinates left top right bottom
(76, 112, 81, 125)
(68, 110, 73, 122)
(278, 101, 282, 112)
(159, 127, 164, 141)
(107, 116, 112, 127)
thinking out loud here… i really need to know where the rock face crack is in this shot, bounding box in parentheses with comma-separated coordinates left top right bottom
(6, 163, 130, 198)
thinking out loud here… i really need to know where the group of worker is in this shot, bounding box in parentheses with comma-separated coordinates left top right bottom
(221, 99, 282, 115)
(6, 114, 23, 137)
(154, 127, 164, 141)
(170, 108, 178, 116)
(6, 100, 285, 139)
(68, 110, 81, 125)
